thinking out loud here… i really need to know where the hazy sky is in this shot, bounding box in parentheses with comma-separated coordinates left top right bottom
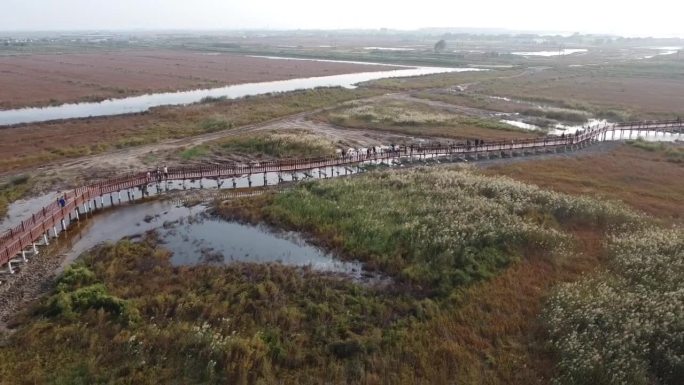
(2, 0, 683, 37)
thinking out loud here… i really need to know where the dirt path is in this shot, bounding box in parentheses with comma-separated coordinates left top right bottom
(25, 93, 415, 184)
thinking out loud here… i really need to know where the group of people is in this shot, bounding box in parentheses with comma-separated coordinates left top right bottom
(464, 139, 486, 148)
(341, 145, 400, 159)
(146, 165, 170, 182)
(56, 193, 67, 208)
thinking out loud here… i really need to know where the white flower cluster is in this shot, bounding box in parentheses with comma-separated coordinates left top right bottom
(545, 228, 683, 385)
(293, 167, 640, 288)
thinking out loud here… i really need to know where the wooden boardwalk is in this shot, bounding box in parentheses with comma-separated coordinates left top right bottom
(1, 119, 682, 273)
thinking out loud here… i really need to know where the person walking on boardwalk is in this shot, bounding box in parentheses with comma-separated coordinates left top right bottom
(163, 165, 169, 180)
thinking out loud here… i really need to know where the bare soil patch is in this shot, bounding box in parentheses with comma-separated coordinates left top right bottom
(0, 50, 396, 109)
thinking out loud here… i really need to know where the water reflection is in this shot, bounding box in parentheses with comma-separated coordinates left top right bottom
(57, 200, 366, 278)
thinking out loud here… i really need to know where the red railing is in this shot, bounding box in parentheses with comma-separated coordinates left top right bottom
(1, 120, 682, 267)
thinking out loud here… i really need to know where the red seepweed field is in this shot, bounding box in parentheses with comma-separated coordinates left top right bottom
(0, 50, 395, 109)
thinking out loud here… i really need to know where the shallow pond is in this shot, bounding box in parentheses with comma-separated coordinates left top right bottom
(0, 57, 480, 126)
(58, 200, 366, 277)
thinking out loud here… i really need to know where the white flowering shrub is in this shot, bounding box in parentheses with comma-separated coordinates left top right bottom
(265, 167, 641, 293)
(545, 228, 684, 385)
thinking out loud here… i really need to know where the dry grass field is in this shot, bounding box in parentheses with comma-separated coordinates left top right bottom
(484, 144, 684, 224)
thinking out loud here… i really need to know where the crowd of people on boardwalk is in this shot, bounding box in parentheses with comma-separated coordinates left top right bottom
(338, 139, 494, 159)
(145, 165, 170, 182)
(334, 128, 597, 161)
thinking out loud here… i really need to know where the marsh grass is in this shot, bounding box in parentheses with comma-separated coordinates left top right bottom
(214, 131, 337, 159)
(176, 131, 338, 163)
(485, 144, 684, 224)
(626, 139, 684, 163)
(0, 167, 645, 384)
(545, 228, 684, 385)
(0, 239, 417, 385)
(219, 167, 640, 293)
(0, 174, 33, 218)
(320, 99, 540, 140)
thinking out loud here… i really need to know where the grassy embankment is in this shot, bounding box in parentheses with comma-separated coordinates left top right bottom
(0, 167, 648, 384)
(412, 91, 591, 128)
(317, 99, 542, 141)
(178, 130, 338, 162)
(0, 175, 33, 218)
(361, 69, 522, 91)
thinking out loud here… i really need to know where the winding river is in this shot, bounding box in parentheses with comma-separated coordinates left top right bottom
(0, 58, 480, 126)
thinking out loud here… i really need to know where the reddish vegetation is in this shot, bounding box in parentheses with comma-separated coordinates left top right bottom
(475, 69, 684, 118)
(399, 234, 604, 384)
(0, 50, 395, 109)
(485, 145, 684, 223)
